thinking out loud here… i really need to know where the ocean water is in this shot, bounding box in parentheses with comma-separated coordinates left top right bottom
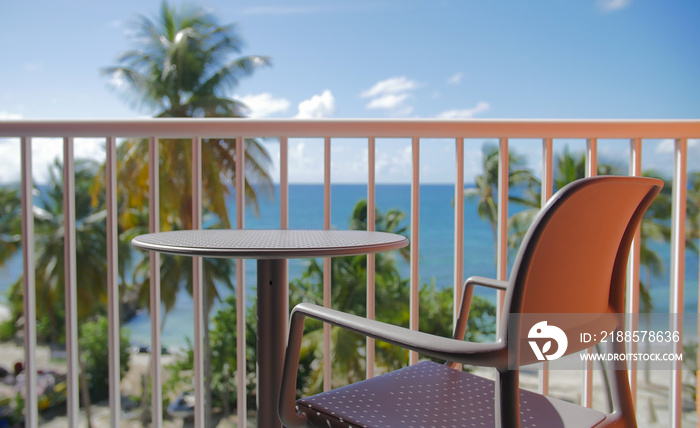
(127, 184, 501, 347)
(0, 184, 697, 348)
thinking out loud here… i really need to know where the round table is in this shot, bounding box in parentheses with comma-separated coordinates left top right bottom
(131, 229, 409, 428)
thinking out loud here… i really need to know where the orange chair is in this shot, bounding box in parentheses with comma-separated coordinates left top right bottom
(279, 176, 662, 428)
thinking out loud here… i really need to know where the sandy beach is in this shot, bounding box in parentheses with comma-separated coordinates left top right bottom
(0, 342, 697, 427)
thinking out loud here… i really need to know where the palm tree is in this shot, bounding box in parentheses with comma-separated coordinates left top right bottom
(7, 159, 115, 427)
(687, 171, 700, 411)
(507, 147, 624, 251)
(0, 186, 21, 267)
(99, 1, 275, 292)
(101, 5, 274, 422)
(101, 1, 274, 225)
(8, 160, 110, 338)
(349, 199, 410, 262)
(465, 143, 538, 262)
(104, 1, 270, 119)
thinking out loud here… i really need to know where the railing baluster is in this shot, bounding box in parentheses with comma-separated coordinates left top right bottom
(586, 138, 598, 177)
(235, 135, 247, 427)
(323, 137, 332, 389)
(626, 137, 643, 406)
(280, 137, 289, 229)
(409, 137, 420, 365)
(106, 136, 121, 428)
(541, 137, 554, 200)
(582, 137, 598, 408)
(367, 137, 376, 379)
(192, 136, 205, 428)
(539, 137, 554, 395)
(20, 136, 38, 428)
(148, 136, 163, 427)
(454, 138, 465, 336)
(497, 138, 509, 315)
(669, 138, 687, 428)
(63, 137, 79, 428)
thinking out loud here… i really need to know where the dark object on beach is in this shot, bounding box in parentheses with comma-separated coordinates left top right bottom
(168, 391, 195, 419)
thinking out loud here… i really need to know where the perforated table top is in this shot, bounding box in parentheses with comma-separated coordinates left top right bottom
(131, 229, 409, 259)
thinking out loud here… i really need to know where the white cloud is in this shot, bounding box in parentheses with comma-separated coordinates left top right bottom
(655, 138, 700, 154)
(361, 77, 418, 116)
(0, 137, 107, 185)
(365, 93, 410, 110)
(361, 76, 418, 98)
(296, 90, 335, 118)
(375, 143, 413, 183)
(447, 72, 463, 85)
(238, 93, 291, 118)
(287, 140, 326, 182)
(0, 111, 22, 120)
(643, 139, 700, 177)
(655, 139, 675, 154)
(108, 70, 128, 91)
(597, 0, 632, 12)
(0, 139, 21, 183)
(436, 102, 490, 119)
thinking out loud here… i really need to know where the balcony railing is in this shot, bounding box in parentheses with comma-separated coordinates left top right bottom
(1, 118, 699, 427)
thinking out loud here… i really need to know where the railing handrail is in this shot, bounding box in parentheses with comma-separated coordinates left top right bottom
(1, 118, 700, 138)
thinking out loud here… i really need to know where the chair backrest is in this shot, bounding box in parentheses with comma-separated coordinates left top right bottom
(503, 176, 663, 361)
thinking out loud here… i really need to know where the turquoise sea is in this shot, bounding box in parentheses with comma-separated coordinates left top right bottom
(1, 184, 698, 348)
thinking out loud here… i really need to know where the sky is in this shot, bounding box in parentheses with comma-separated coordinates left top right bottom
(1, 0, 699, 183)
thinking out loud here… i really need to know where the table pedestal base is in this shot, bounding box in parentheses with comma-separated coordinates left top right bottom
(257, 259, 288, 428)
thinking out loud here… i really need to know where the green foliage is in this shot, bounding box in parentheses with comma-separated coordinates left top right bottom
(0, 319, 16, 342)
(465, 143, 539, 254)
(419, 280, 496, 343)
(5, 160, 111, 344)
(287, 199, 498, 394)
(165, 295, 257, 412)
(0, 186, 21, 267)
(79, 316, 131, 402)
(3, 393, 25, 427)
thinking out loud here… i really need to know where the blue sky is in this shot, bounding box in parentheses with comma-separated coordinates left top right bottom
(1, 0, 699, 183)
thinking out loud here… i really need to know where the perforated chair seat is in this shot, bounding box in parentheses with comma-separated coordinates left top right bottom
(297, 361, 606, 428)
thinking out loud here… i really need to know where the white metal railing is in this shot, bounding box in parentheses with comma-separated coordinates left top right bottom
(1, 119, 699, 428)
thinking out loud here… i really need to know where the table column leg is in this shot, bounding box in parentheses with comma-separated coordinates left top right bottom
(257, 259, 288, 428)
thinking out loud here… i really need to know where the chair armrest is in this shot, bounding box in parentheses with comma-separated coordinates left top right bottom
(464, 276, 509, 291)
(448, 276, 510, 368)
(279, 302, 507, 428)
(454, 276, 509, 340)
